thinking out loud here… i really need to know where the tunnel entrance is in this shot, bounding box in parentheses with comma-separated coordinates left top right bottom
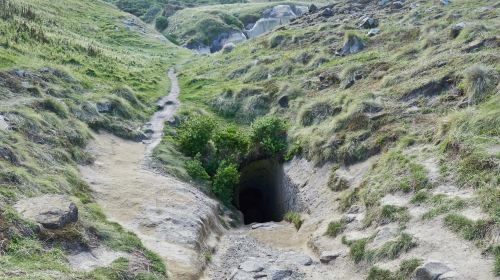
(235, 159, 285, 225)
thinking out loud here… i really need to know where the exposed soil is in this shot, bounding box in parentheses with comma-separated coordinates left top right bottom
(79, 69, 222, 280)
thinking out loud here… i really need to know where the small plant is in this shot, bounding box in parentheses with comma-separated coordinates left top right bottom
(326, 220, 345, 237)
(464, 65, 496, 105)
(211, 161, 239, 204)
(349, 238, 367, 263)
(372, 233, 417, 261)
(410, 190, 430, 204)
(283, 211, 302, 230)
(443, 214, 491, 241)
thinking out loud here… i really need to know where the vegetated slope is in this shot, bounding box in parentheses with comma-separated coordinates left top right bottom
(164, 2, 300, 46)
(107, 0, 247, 30)
(171, 0, 499, 276)
(0, 0, 188, 278)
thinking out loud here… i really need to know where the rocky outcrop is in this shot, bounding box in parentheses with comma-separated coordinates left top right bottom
(245, 5, 309, 39)
(14, 195, 78, 229)
(414, 261, 458, 280)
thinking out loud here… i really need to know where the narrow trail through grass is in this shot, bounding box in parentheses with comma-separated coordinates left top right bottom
(78, 69, 222, 280)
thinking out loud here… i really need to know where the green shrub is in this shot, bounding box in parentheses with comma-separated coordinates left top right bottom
(177, 115, 216, 157)
(211, 161, 239, 204)
(250, 116, 287, 158)
(326, 220, 345, 237)
(155, 16, 168, 31)
(213, 125, 249, 163)
(283, 211, 302, 230)
(185, 155, 210, 182)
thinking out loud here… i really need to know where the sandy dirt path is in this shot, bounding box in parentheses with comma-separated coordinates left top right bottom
(79, 69, 222, 280)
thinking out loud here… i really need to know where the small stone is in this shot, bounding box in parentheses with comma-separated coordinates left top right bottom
(360, 17, 379, 29)
(253, 273, 266, 279)
(367, 28, 380, 37)
(239, 258, 266, 273)
(440, 0, 450, 6)
(320, 8, 333, 17)
(309, 4, 318, 13)
(392, 1, 404, 9)
(0, 115, 8, 130)
(450, 22, 465, 38)
(319, 251, 340, 263)
(378, 0, 390, 6)
(267, 267, 292, 280)
(222, 42, 236, 54)
(414, 261, 452, 280)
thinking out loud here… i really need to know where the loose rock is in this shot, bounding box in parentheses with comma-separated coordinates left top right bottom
(319, 251, 340, 263)
(368, 28, 380, 37)
(414, 261, 453, 280)
(239, 258, 267, 272)
(14, 195, 78, 229)
(267, 267, 292, 280)
(360, 17, 379, 29)
(321, 8, 334, 18)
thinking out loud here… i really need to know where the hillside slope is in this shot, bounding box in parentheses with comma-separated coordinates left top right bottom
(164, 0, 499, 278)
(0, 0, 189, 278)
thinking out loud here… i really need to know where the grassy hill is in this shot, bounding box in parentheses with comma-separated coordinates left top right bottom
(167, 0, 499, 274)
(0, 0, 188, 278)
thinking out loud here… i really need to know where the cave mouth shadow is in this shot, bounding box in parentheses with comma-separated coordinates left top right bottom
(235, 159, 284, 225)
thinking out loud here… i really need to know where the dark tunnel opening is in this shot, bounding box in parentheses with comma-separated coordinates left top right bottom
(235, 159, 284, 225)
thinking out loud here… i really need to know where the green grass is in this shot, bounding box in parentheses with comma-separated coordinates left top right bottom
(367, 258, 422, 280)
(0, 0, 189, 277)
(283, 211, 302, 230)
(326, 220, 345, 237)
(443, 214, 492, 241)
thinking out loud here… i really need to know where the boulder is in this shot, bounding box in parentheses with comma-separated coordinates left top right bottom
(360, 17, 379, 29)
(450, 22, 465, 38)
(414, 261, 453, 280)
(341, 35, 364, 55)
(293, 5, 309, 16)
(309, 4, 318, 13)
(14, 195, 78, 229)
(319, 251, 340, 263)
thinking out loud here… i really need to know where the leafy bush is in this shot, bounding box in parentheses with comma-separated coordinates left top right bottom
(213, 125, 249, 163)
(250, 116, 287, 158)
(283, 211, 302, 230)
(211, 161, 239, 204)
(155, 16, 168, 31)
(185, 155, 210, 182)
(177, 115, 216, 157)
